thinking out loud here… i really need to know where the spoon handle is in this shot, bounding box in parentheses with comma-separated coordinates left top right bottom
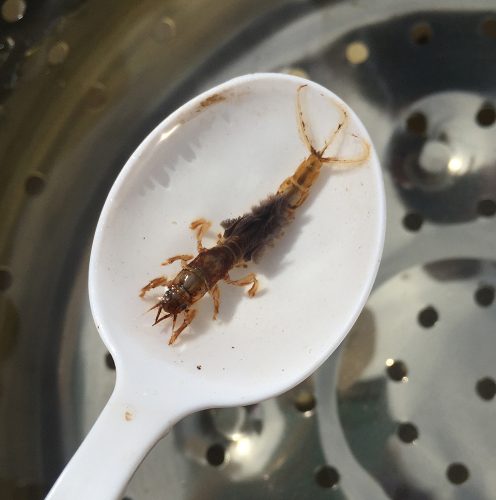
(45, 384, 173, 500)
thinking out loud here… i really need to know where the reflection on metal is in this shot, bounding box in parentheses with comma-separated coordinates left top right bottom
(151, 16, 176, 42)
(47, 41, 70, 66)
(447, 155, 465, 175)
(387, 91, 495, 223)
(1, 0, 26, 23)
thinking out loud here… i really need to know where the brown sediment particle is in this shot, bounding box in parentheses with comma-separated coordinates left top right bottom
(124, 411, 133, 421)
(198, 93, 225, 110)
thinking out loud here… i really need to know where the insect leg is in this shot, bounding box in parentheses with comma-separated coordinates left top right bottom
(190, 218, 212, 252)
(209, 284, 220, 320)
(225, 273, 259, 298)
(139, 276, 169, 297)
(169, 309, 197, 345)
(161, 254, 194, 266)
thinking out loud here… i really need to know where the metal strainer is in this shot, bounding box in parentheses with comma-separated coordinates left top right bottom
(1, 0, 495, 499)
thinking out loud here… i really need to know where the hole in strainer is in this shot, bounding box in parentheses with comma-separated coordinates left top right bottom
(406, 112, 427, 135)
(410, 22, 433, 45)
(206, 444, 225, 466)
(477, 199, 496, 217)
(397, 422, 419, 443)
(386, 359, 408, 382)
(314, 465, 340, 488)
(476, 377, 496, 401)
(476, 103, 496, 127)
(418, 306, 438, 328)
(0, 267, 13, 291)
(481, 18, 496, 39)
(446, 463, 469, 485)
(474, 285, 495, 307)
(25, 173, 46, 196)
(294, 390, 316, 413)
(403, 213, 423, 232)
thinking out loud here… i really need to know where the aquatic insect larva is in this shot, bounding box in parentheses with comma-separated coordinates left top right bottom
(140, 85, 370, 344)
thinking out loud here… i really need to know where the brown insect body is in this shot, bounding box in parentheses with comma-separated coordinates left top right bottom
(167, 246, 236, 314)
(140, 85, 370, 344)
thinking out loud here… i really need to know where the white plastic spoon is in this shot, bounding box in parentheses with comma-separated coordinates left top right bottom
(46, 73, 385, 500)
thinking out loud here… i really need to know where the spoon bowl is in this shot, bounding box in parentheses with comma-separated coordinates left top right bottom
(46, 73, 385, 499)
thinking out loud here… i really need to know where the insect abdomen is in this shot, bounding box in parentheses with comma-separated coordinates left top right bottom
(221, 193, 293, 262)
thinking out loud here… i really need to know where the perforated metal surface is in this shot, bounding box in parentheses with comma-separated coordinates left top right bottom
(1, 1, 495, 499)
(335, 260, 496, 499)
